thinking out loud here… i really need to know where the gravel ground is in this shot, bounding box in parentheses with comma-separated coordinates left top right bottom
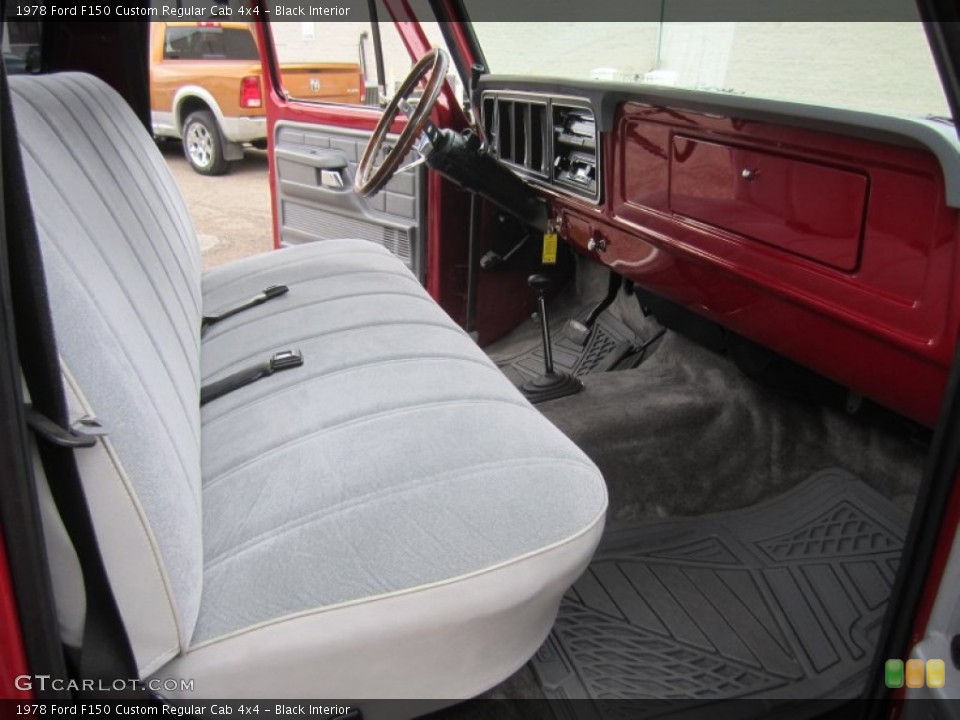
(159, 140, 274, 271)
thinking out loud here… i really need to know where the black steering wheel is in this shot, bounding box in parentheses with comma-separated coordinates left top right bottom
(354, 48, 450, 197)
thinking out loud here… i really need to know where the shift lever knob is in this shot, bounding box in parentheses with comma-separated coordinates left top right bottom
(528, 274, 554, 375)
(528, 273, 551, 293)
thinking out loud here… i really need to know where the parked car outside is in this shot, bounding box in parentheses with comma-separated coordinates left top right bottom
(150, 21, 362, 174)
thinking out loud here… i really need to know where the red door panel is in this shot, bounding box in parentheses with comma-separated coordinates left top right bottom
(255, 12, 471, 321)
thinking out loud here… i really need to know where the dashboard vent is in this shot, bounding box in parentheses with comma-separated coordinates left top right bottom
(484, 98, 548, 176)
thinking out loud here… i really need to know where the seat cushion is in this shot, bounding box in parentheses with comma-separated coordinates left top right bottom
(164, 239, 607, 700)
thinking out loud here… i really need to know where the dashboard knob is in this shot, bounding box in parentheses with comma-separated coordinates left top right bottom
(587, 234, 607, 253)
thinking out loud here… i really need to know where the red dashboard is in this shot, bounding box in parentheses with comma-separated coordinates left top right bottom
(480, 79, 960, 427)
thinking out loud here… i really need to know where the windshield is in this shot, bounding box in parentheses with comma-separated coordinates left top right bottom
(466, 20, 950, 120)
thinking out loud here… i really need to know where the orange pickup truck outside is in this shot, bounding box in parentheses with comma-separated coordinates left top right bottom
(150, 22, 362, 175)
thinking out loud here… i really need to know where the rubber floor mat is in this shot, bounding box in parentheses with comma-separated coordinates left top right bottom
(532, 469, 908, 712)
(498, 313, 638, 385)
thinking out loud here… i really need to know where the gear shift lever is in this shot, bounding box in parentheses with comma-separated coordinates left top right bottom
(520, 274, 584, 404)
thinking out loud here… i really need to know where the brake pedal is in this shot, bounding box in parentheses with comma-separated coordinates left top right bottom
(565, 319, 591, 347)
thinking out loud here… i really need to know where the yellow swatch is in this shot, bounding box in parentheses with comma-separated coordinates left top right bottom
(927, 659, 945, 689)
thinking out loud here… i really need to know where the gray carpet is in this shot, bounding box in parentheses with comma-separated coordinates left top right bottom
(484, 258, 926, 523)
(539, 330, 926, 526)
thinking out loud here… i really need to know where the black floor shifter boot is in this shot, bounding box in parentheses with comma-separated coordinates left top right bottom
(521, 274, 584, 404)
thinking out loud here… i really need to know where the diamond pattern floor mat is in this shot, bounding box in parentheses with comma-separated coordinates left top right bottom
(531, 469, 908, 713)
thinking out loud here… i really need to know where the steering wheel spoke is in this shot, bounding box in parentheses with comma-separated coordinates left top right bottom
(354, 48, 449, 197)
(396, 155, 428, 175)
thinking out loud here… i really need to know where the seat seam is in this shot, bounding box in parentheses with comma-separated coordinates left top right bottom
(60, 77, 202, 316)
(203, 264, 417, 306)
(31, 82, 199, 361)
(18, 117, 201, 427)
(89, 75, 202, 279)
(201, 246, 399, 295)
(38, 232, 201, 510)
(201, 353, 503, 427)
(202, 455, 601, 573)
(189, 505, 607, 649)
(62, 362, 190, 657)
(202, 397, 538, 491)
(202, 288, 434, 344)
(65, 75, 201, 280)
(79, 78, 201, 312)
(141, 645, 181, 679)
(19, 85, 200, 389)
(202, 318, 467, 379)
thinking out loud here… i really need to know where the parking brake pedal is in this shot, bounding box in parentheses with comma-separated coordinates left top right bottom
(520, 274, 584, 404)
(563, 271, 624, 349)
(480, 233, 531, 271)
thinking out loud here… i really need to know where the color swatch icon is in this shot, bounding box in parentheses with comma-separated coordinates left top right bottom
(885, 659, 904, 688)
(906, 659, 925, 688)
(885, 658, 948, 688)
(927, 659, 946, 689)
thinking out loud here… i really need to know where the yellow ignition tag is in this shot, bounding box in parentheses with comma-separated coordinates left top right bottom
(542, 232, 558, 265)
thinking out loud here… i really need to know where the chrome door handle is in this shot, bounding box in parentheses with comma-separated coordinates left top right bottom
(320, 169, 345, 188)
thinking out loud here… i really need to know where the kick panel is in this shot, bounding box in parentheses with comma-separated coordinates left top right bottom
(274, 122, 425, 279)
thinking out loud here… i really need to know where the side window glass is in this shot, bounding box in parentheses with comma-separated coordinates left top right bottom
(1, 13, 41, 75)
(163, 26, 259, 61)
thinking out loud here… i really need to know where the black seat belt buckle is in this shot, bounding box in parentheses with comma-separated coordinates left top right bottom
(200, 349, 304, 406)
(201, 284, 291, 337)
(270, 349, 303, 372)
(262, 284, 289, 300)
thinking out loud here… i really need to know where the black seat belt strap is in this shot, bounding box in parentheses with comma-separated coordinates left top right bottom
(200, 349, 304, 406)
(201, 284, 289, 336)
(1, 61, 145, 697)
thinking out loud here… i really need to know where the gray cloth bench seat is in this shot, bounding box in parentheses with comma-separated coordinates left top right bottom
(13, 71, 607, 706)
